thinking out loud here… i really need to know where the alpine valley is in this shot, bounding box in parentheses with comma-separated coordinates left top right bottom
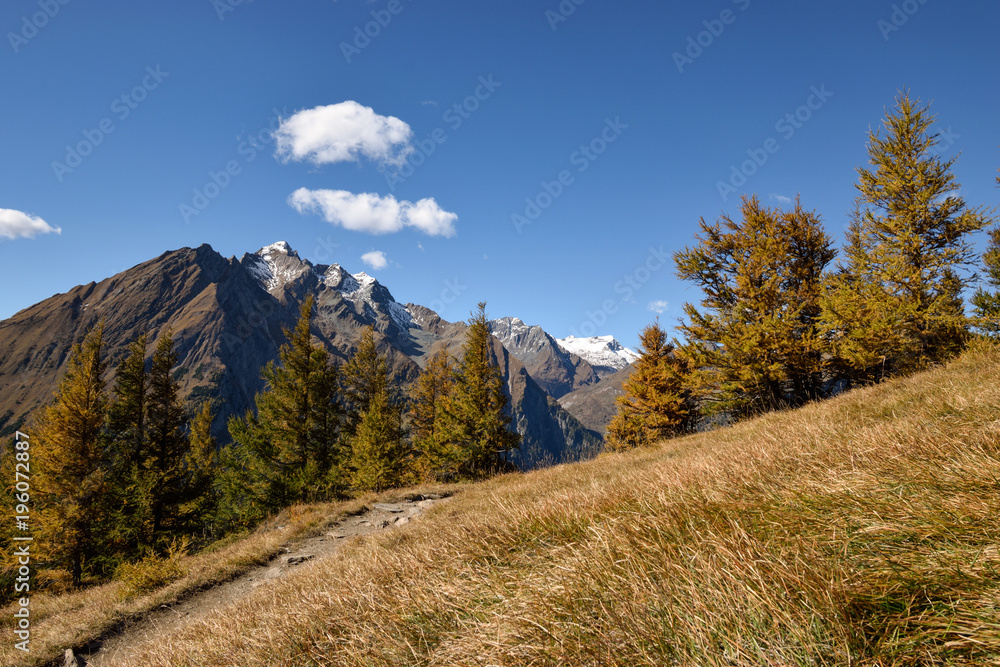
(0, 242, 638, 468)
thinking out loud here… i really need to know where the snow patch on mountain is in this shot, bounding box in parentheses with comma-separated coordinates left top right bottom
(556, 335, 638, 372)
(323, 264, 359, 292)
(387, 300, 416, 330)
(243, 253, 274, 288)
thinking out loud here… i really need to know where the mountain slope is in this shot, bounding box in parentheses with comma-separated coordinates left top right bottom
(0, 244, 295, 441)
(557, 364, 634, 434)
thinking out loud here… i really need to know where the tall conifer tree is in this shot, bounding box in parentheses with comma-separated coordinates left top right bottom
(341, 326, 389, 436)
(606, 321, 694, 451)
(34, 322, 110, 587)
(409, 351, 454, 480)
(821, 92, 993, 379)
(105, 333, 153, 558)
(674, 195, 836, 417)
(146, 330, 189, 542)
(222, 297, 343, 524)
(971, 170, 1000, 338)
(107, 333, 148, 465)
(441, 303, 520, 479)
(349, 388, 409, 492)
(180, 401, 218, 539)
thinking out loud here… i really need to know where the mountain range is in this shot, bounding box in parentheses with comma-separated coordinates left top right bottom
(0, 242, 637, 466)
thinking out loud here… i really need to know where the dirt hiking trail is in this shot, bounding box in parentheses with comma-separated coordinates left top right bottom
(66, 494, 450, 666)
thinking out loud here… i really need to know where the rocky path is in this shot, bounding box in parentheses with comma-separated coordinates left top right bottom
(69, 494, 449, 667)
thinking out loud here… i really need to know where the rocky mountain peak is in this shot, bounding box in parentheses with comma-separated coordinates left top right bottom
(240, 241, 311, 294)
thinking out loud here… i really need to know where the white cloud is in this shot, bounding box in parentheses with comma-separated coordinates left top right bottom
(770, 194, 793, 205)
(289, 188, 457, 238)
(361, 250, 388, 270)
(647, 300, 669, 314)
(0, 209, 61, 240)
(274, 101, 413, 167)
(402, 196, 459, 236)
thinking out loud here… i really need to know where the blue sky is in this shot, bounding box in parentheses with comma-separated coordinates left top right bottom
(2, 0, 998, 349)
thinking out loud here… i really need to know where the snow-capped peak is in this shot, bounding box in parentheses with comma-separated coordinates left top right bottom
(352, 271, 376, 289)
(243, 241, 307, 292)
(556, 335, 639, 373)
(258, 240, 293, 256)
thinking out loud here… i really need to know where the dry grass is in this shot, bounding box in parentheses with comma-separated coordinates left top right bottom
(12, 341, 1000, 665)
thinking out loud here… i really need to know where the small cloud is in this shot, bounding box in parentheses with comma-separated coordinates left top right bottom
(274, 101, 413, 167)
(289, 188, 457, 237)
(361, 250, 388, 270)
(647, 300, 669, 314)
(769, 194, 793, 205)
(0, 208, 61, 240)
(417, 242, 424, 251)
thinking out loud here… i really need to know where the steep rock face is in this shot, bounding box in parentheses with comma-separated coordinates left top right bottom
(488, 317, 600, 399)
(0, 243, 601, 468)
(558, 365, 635, 435)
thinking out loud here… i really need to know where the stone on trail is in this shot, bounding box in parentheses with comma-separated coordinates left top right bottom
(373, 503, 404, 513)
(286, 555, 315, 565)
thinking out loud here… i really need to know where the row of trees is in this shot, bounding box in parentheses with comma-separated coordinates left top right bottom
(0, 325, 217, 588)
(2, 300, 520, 591)
(608, 91, 1000, 450)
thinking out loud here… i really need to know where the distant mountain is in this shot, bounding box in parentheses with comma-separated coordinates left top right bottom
(489, 317, 600, 399)
(558, 365, 634, 435)
(0, 242, 601, 469)
(555, 335, 639, 378)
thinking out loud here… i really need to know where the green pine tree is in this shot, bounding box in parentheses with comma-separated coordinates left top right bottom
(179, 401, 219, 541)
(341, 326, 390, 437)
(349, 388, 409, 492)
(440, 303, 520, 480)
(409, 350, 455, 481)
(33, 322, 110, 588)
(821, 91, 994, 380)
(146, 330, 190, 544)
(342, 326, 411, 490)
(221, 297, 344, 526)
(674, 195, 836, 418)
(606, 321, 695, 451)
(105, 333, 153, 559)
(107, 333, 148, 465)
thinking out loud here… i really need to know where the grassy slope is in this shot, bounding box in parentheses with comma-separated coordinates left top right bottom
(12, 342, 1000, 666)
